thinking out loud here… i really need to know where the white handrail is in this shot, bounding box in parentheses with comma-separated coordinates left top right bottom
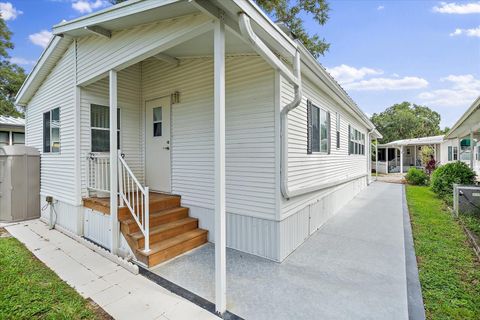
(87, 153, 111, 193)
(117, 150, 150, 253)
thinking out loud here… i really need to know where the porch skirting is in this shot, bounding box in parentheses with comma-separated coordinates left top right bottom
(39, 195, 83, 235)
(189, 176, 368, 262)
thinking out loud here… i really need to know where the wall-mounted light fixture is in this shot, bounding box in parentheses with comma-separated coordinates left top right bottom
(171, 91, 180, 104)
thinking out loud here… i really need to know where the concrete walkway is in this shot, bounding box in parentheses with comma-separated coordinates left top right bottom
(5, 220, 217, 320)
(152, 182, 410, 320)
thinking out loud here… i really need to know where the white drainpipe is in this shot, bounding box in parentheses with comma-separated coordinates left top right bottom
(239, 13, 369, 199)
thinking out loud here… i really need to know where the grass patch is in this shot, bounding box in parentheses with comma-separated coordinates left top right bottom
(406, 186, 480, 320)
(0, 229, 109, 319)
(459, 213, 480, 242)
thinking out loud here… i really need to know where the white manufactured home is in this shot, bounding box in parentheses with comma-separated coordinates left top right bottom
(15, 0, 381, 312)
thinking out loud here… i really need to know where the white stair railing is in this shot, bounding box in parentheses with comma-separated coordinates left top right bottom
(86, 153, 111, 193)
(117, 150, 150, 252)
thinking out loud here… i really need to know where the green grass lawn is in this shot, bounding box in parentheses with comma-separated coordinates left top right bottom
(406, 186, 480, 320)
(0, 228, 109, 320)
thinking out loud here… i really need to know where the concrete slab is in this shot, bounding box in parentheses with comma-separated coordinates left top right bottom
(6, 220, 217, 320)
(152, 182, 410, 320)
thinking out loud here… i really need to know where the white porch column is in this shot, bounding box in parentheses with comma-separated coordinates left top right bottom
(400, 146, 404, 174)
(470, 130, 474, 169)
(375, 140, 378, 178)
(214, 15, 226, 315)
(109, 70, 119, 255)
(386, 147, 389, 174)
(414, 146, 417, 167)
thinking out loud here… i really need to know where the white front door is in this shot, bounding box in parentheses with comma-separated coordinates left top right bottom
(145, 97, 171, 192)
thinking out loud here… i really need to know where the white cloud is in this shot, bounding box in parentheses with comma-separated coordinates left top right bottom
(72, 0, 108, 14)
(433, 1, 480, 14)
(418, 74, 480, 107)
(327, 64, 383, 84)
(9, 57, 36, 66)
(343, 76, 429, 91)
(0, 2, 22, 21)
(450, 26, 480, 37)
(377, 5, 385, 10)
(29, 30, 53, 49)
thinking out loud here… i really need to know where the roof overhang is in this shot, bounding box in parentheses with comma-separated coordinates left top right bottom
(378, 135, 444, 148)
(445, 96, 480, 139)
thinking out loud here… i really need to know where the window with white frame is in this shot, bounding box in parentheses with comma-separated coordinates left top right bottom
(12, 132, 24, 145)
(90, 104, 120, 152)
(348, 126, 365, 155)
(307, 100, 330, 154)
(336, 112, 340, 149)
(43, 107, 60, 153)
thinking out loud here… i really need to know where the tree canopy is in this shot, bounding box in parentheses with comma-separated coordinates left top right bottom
(109, 0, 330, 58)
(371, 102, 442, 144)
(0, 17, 26, 117)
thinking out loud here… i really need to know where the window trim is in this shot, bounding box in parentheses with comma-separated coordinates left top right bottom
(43, 107, 61, 154)
(90, 104, 120, 152)
(307, 100, 330, 154)
(348, 125, 365, 156)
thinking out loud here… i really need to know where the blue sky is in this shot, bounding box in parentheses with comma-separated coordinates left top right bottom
(2, 0, 480, 128)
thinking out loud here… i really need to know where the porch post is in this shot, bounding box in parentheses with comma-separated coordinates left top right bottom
(386, 147, 389, 174)
(400, 146, 403, 174)
(109, 70, 119, 255)
(414, 146, 417, 167)
(375, 140, 378, 179)
(214, 15, 226, 315)
(470, 130, 474, 169)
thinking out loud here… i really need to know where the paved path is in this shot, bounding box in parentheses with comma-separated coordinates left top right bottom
(5, 220, 217, 320)
(153, 182, 411, 320)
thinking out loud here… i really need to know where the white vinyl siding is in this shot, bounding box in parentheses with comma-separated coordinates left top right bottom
(142, 56, 276, 219)
(280, 75, 369, 217)
(80, 64, 143, 197)
(25, 43, 76, 204)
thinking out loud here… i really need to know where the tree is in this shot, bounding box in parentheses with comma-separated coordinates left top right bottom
(0, 17, 26, 117)
(109, 0, 331, 58)
(371, 102, 442, 144)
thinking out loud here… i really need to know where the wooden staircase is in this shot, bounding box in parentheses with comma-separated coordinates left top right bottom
(84, 193, 208, 267)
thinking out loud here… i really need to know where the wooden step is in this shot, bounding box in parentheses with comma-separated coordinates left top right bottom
(130, 217, 199, 248)
(120, 207, 189, 234)
(136, 229, 208, 266)
(118, 194, 181, 221)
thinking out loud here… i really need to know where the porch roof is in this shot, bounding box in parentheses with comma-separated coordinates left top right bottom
(378, 135, 444, 148)
(0, 115, 25, 128)
(445, 96, 480, 139)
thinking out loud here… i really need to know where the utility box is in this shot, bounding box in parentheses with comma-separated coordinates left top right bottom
(0, 145, 40, 222)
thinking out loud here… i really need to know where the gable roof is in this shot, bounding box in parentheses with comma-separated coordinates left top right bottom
(445, 96, 480, 139)
(15, 0, 379, 136)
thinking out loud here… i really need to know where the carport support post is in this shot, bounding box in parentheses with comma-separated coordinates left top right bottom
(470, 129, 474, 169)
(375, 140, 378, 179)
(109, 70, 119, 255)
(214, 15, 226, 315)
(400, 146, 403, 174)
(386, 147, 389, 174)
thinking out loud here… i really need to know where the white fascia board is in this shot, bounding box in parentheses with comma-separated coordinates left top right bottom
(15, 36, 65, 106)
(53, 0, 180, 35)
(445, 96, 480, 139)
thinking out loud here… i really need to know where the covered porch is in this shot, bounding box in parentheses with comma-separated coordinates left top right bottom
(375, 136, 443, 174)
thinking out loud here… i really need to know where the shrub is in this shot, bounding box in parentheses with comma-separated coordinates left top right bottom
(430, 162, 476, 199)
(405, 167, 429, 185)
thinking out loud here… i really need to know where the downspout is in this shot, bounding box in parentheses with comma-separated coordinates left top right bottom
(367, 129, 375, 184)
(238, 13, 302, 200)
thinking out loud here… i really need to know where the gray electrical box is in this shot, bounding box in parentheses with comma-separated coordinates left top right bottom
(0, 145, 40, 222)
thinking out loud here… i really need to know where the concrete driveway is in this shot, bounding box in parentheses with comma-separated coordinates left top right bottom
(150, 182, 423, 320)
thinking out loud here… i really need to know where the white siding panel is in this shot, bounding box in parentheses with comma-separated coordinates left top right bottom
(83, 208, 111, 249)
(80, 64, 143, 197)
(281, 75, 369, 217)
(26, 44, 76, 204)
(142, 56, 276, 218)
(76, 14, 211, 85)
(39, 196, 82, 234)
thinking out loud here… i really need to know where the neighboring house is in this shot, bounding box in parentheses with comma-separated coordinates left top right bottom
(376, 135, 444, 174)
(15, 0, 381, 312)
(0, 116, 25, 147)
(442, 96, 480, 177)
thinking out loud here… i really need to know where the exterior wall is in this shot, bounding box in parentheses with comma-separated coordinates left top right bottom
(80, 64, 143, 197)
(25, 43, 77, 205)
(39, 196, 83, 234)
(277, 74, 371, 259)
(441, 139, 458, 164)
(142, 56, 276, 219)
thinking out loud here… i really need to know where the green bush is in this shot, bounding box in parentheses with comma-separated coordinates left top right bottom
(430, 162, 476, 199)
(405, 167, 429, 185)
